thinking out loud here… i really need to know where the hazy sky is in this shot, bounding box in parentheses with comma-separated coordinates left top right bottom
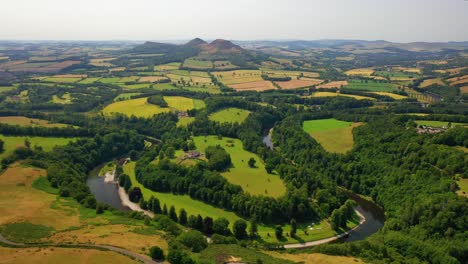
(1, 0, 467, 42)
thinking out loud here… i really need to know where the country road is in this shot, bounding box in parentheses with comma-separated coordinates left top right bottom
(0, 234, 161, 264)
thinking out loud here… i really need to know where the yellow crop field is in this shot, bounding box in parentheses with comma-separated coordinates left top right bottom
(345, 68, 374, 76)
(308, 92, 376, 100)
(276, 79, 323, 89)
(0, 116, 69, 128)
(265, 252, 365, 264)
(103, 97, 170, 117)
(213, 70, 262, 85)
(370, 92, 408, 100)
(420, 78, 444, 88)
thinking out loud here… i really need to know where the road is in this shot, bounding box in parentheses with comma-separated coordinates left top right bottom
(0, 234, 161, 264)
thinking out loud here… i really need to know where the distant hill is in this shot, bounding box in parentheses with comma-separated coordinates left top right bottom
(131, 38, 263, 68)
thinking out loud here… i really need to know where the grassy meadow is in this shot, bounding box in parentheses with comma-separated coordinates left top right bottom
(303, 119, 364, 153)
(209, 107, 251, 123)
(0, 135, 76, 160)
(192, 136, 286, 197)
(0, 116, 69, 128)
(345, 80, 397, 92)
(308, 92, 376, 101)
(102, 97, 170, 118)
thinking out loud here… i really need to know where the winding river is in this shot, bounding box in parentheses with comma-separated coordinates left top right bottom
(87, 152, 384, 247)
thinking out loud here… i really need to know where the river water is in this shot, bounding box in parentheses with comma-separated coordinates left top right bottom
(343, 192, 385, 241)
(86, 164, 128, 211)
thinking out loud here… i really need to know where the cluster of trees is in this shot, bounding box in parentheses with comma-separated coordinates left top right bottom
(0, 122, 93, 138)
(204, 145, 231, 171)
(330, 200, 356, 230)
(433, 126, 468, 147)
(43, 131, 144, 209)
(147, 95, 168, 108)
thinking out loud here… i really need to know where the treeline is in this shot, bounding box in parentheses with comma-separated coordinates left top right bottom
(0, 123, 93, 138)
(41, 131, 144, 208)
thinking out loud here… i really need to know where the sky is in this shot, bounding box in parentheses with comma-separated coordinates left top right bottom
(1, 0, 467, 42)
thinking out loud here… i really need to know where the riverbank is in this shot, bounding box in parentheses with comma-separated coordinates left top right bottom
(283, 209, 365, 249)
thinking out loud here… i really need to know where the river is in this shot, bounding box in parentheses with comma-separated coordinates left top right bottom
(87, 159, 384, 245)
(86, 163, 129, 211)
(262, 129, 274, 150)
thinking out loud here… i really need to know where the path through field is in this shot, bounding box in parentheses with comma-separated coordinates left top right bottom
(0, 234, 161, 264)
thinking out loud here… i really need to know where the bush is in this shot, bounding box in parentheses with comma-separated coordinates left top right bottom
(211, 234, 237, 244)
(177, 230, 207, 252)
(149, 246, 165, 261)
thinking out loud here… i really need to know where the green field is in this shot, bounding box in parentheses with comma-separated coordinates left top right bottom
(77, 77, 101, 84)
(102, 97, 170, 118)
(345, 80, 397, 92)
(177, 117, 196, 127)
(209, 108, 251, 124)
(0, 116, 69, 128)
(183, 58, 213, 69)
(0, 135, 76, 160)
(164, 96, 206, 111)
(374, 71, 419, 79)
(456, 178, 468, 198)
(52, 93, 72, 104)
(303, 119, 363, 153)
(43, 77, 82, 83)
(415, 120, 467, 127)
(192, 136, 286, 197)
(0, 86, 17, 93)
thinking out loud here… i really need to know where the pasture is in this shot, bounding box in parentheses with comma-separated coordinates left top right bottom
(373, 70, 419, 80)
(344, 80, 397, 92)
(183, 58, 213, 69)
(192, 136, 286, 197)
(52, 93, 72, 104)
(303, 119, 364, 153)
(0, 116, 69, 128)
(0, 135, 76, 160)
(308, 92, 376, 101)
(177, 117, 195, 127)
(275, 79, 323, 89)
(214, 60, 238, 70)
(456, 178, 468, 198)
(154, 62, 181, 71)
(78, 77, 101, 84)
(213, 70, 262, 85)
(164, 96, 206, 111)
(102, 97, 170, 118)
(209, 107, 251, 124)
